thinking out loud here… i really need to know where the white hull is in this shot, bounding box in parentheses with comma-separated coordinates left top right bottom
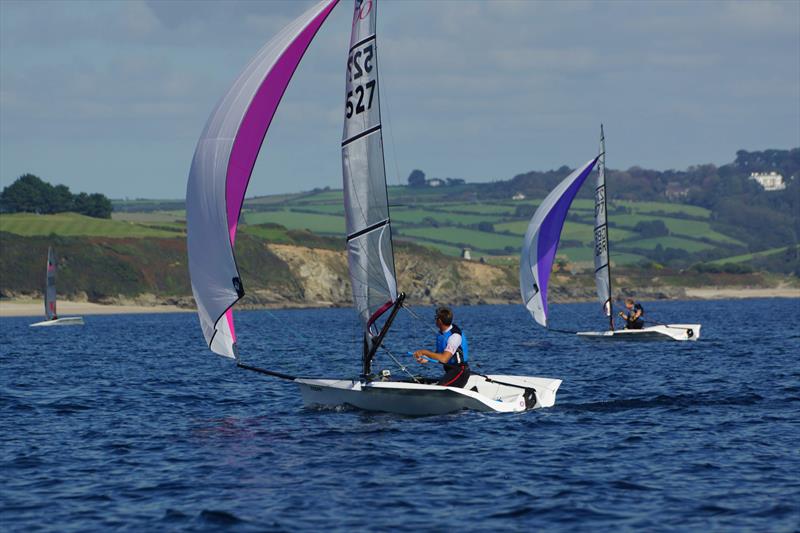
(577, 324, 701, 342)
(295, 374, 561, 416)
(30, 317, 85, 327)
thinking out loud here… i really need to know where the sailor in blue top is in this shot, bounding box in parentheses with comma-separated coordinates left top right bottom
(619, 298, 645, 329)
(413, 306, 471, 388)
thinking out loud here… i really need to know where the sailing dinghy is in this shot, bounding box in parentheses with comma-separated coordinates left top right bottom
(520, 126, 700, 342)
(30, 247, 84, 327)
(186, 0, 561, 415)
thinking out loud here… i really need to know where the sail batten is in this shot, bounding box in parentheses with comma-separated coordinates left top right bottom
(186, 0, 339, 358)
(520, 157, 600, 327)
(342, 0, 398, 335)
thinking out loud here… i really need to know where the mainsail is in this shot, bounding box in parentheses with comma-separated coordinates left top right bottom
(593, 125, 612, 327)
(186, 0, 339, 358)
(341, 0, 398, 339)
(520, 157, 600, 327)
(45, 246, 56, 320)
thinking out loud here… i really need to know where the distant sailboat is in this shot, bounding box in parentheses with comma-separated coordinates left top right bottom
(521, 126, 700, 341)
(30, 247, 84, 327)
(186, 0, 562, 415)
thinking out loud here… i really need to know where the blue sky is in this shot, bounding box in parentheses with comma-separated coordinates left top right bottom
(1, 0, 798, 199)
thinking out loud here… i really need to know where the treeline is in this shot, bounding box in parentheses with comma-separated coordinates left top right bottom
(486, 148, 800, 252)
(0, 174, 112, 219)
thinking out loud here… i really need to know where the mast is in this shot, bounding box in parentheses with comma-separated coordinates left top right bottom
(593, 125, 613, 330)
(342, 0, 400, 376)
(45, 246, 56, 320)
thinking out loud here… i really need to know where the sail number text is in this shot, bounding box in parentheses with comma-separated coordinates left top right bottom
(346, 44, 376, 118)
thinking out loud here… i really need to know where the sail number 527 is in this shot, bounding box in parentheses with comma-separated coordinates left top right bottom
(346, 45, 376, 118)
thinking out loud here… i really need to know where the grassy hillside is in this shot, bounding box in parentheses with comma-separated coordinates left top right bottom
(45, 188, 756, 269)
(234, 191, 748, 267)
(1, 212, 183, 238)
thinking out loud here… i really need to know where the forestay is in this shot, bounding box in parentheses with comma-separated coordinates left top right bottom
(45, 246, 56, 320)
(341, 0, 398, 336)
(520, 157, 599, 327)
(593, 125, 612, 323)
(186, 0, 339, 358)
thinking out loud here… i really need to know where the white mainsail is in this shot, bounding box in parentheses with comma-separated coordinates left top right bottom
(45, 246, 56, 320)
(593, 125, 613, 325)
(520, 157, 600, 327)
(341, 0, 398, 338)
(186, 0, 339, 358)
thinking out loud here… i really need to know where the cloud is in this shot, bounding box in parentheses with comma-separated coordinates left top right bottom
(1, 0, 798, 198)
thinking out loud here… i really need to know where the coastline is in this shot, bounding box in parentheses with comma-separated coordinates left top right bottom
(0, 300, 193, 318)
(2, 286, 798, 318)
(684, 287, 800, 299)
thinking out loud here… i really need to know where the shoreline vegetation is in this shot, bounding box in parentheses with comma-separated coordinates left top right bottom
(3, 287, 798, 318)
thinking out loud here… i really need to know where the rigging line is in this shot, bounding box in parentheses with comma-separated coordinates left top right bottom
(378, 60, 404, 188)
(379, 345, 420, 383)
(402, 305, 440, 335)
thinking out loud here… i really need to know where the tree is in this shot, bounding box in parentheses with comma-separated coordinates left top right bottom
(49, 184, 74, 213)
(408, 169, 426, 188)
(0, 174, 53, 213)
(634, 220, 669, 238)
(0, 174, 112, 218)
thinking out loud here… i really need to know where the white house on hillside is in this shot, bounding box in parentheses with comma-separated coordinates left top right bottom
(512, 192, 526, 200)
(749, 172, 786, 191)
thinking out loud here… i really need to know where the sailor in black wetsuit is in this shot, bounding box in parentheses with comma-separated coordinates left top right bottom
(619, 298, 645, 329)
(412, 306, 471, 388)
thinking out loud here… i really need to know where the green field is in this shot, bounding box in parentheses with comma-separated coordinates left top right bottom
(398, 227, 522, 251)
(112, 210, 185, 223)
(62, 187, 750, 269)
(390, 208, 500, 226)
(435, 203, 519, 215)
(616, 200, 711, 218)
(239, 223, 293, 243)
(618, 236, 715, 253)
(708, 246, 796, 265)
(0, 213, 183, 238)
(612, 213, 743, 245)
(243, 210, 345, 235)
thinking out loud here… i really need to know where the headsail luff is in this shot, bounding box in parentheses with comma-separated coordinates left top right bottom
(186, 0, 339, 358)
(45, 246, 56, 320)
(520, 157, 600, 327)
(593, 125, 613, 328)
(342, 0, 398, 336)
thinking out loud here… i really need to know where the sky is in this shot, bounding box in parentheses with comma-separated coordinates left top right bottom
(1, 0, 798, 199)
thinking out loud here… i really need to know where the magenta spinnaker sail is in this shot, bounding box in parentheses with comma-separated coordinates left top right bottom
(520, 157, 599, 327)
(186, 0, 339, 358)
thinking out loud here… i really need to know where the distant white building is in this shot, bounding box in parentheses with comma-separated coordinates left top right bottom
(665, 182, 689, 200)
(512, 192, 526, 201)
(427, 178, 445, 187)
(750, 171, 786, 191)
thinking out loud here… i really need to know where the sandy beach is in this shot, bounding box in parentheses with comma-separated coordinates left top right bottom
(0, 299, 192, 318)
(685, 287, 800, 299)
(2, 286, 797, 318)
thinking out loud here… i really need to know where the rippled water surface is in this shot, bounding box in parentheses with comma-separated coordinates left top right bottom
(2, 299, 799, 531)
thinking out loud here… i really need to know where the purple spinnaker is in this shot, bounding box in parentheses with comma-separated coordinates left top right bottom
(537, 163, 596, 316)
(520, 157, 599, 327)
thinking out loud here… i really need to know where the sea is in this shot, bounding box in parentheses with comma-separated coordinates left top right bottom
(1, 298, 799, 532)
